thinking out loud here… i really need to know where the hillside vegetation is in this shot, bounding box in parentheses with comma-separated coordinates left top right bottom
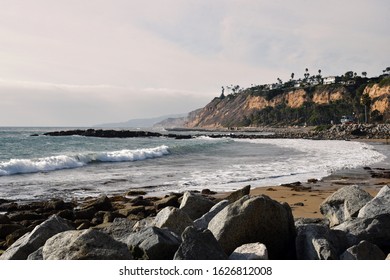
(185, 72, 390, 129)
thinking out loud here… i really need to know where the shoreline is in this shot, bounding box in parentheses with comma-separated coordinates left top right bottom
(1, 137, 389, 218)
(1, 137, 389, 257)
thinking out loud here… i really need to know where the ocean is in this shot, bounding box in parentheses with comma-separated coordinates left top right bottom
(0, 127, 388, 202)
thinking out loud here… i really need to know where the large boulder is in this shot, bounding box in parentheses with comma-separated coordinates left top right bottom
(333, 214, 390, 250)
(208, 195, 295, 259)
(42, 228, 132, 260)
(340, 240, 386, 260)
(193, 200, 229, 229)
(179, 192, 215, 220)
(153, 206, 193, 235)
(100, 218, 137, 242)
(0, 215, 74, 260)
(225, 185, 251, 203)
(295, 224, 345, 260)
(229, 242, 268, 260)
(126, 227, 181, 260)
(174, 226, 227, 260)
(320, 185, 373, 226)
(358, 185, 390, 218)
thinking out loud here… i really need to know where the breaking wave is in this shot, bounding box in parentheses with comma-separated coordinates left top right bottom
(0, 145, 170, 176)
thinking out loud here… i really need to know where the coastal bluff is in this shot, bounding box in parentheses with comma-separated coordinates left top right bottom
(1, 185, 390, 260)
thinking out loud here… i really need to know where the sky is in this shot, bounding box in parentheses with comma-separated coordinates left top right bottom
(0, 0, 389, 126)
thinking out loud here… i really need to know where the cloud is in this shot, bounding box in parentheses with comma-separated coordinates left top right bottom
(0, 0, 389, 126)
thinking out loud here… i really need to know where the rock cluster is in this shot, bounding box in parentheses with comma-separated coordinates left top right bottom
(1, 185, 390, 260)
(39, 124, 390, 141)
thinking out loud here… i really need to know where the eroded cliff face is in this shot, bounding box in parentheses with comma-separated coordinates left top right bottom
(364, 84, 390, 114)
(312, 87, 346, 104)
(184, 82, 390, 128)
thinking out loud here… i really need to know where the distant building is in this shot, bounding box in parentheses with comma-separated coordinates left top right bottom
(323, 76, 336, 85)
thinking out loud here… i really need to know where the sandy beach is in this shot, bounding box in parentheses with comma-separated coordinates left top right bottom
(250, 159, 389, 219)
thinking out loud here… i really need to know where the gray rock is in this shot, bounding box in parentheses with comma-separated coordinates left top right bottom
(295, 224, 342, 260)
(225, 185, 251, 203)
(27, 247, 43, 260)
(340, 240, 386, 260)
(132, 217, 155, 232)
(100, 218, 137, 242)
(126, 226, 181, 260)
(294, 218, 330, 227)
(320, 185, 373, 226)
(333, 214, 390, 249)
(194, 200, 229, 229)
(229, 242, 268, 260)
(0, 224, 24, 239)
(358, 185, 390, 218)
(154, 206, 193, 235)
(43, 228, 132, 260)
(208, 195, 295, 259)
(174, 226, 227, 260)
(154, 195, 179, 210)
(0, 215, 74, 260)
(179, 192, 215, 220)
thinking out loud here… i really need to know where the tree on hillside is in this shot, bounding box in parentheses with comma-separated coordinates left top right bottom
(291, 73, 295, 80)
(344, 71, 354, 79)
(362, 71, 367, 78)
(304, 68, 310, 81)
(220, 86, 225, 99)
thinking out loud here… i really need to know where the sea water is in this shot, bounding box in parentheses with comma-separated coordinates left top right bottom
(0, 127, 387, 202)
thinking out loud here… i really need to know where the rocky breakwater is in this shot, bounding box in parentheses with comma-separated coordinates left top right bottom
(1, 185, 390, 260)
(260, 123, 390, 140)
(40, 129, 193, 139)
(320, 123, 390, 140)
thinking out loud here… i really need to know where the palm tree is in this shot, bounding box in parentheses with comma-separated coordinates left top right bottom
(361, 93, 372, 123)
(304, 68, 309, 80)
(362, 72, 367, 78)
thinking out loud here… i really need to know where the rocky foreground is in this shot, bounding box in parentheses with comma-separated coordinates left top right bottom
(1, 184, 390, 260)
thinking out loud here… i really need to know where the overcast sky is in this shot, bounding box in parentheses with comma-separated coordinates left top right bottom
(1, 0, 389, 126)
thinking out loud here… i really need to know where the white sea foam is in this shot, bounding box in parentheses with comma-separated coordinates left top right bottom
(175, 139, 386, 191)
(237, 138, 386, 172)
(0, 145, 170, 176)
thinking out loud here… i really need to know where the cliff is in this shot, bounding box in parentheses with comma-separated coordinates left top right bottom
(184, 77, 390, 128)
